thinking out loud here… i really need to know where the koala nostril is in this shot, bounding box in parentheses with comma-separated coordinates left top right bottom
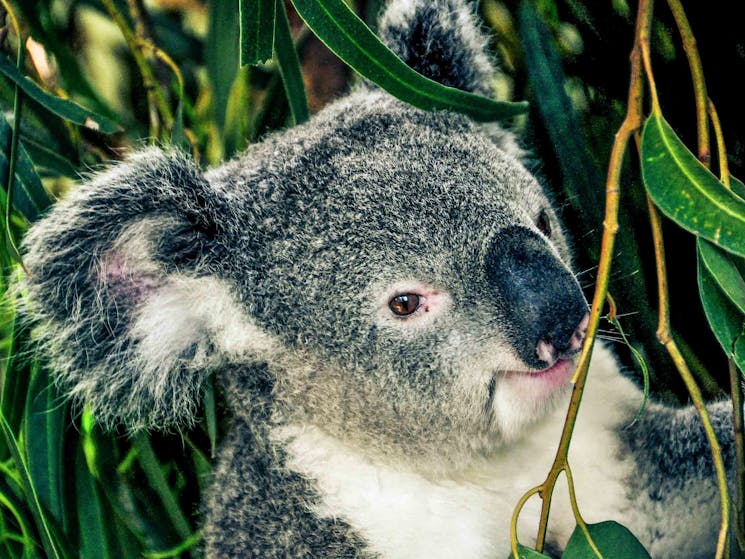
(536, 339, 556, 364)
(536, 314, 590, 365)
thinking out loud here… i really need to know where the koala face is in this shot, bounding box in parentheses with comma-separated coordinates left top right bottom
(205, 93, 588, 469)
(22, 0, 587, 477)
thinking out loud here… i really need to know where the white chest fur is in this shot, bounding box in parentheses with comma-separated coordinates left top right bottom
(274, 347, 641, 558)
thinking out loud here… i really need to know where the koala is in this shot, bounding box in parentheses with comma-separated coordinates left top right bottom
(21, 0, 735, 557)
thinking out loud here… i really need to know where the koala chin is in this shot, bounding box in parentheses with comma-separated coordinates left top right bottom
(21, 0, 735, 557)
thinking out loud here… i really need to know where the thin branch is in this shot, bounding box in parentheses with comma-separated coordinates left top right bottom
(666, 0, 710, 166)
(512, 0, 654, 552)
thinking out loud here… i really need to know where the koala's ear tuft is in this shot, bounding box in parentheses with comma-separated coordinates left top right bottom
(21, 148, 250, 431)
(377, 0, 497, 97)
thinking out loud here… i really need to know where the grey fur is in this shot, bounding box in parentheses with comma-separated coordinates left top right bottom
(21, 0, 736, 557)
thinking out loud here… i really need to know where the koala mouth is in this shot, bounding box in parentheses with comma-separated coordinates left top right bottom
(516, 358, 576, 389)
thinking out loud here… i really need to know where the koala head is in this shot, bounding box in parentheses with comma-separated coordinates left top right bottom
(22, 0, 587, 473)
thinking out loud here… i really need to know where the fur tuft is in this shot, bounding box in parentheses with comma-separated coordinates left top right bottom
(378, 0, 497, 96)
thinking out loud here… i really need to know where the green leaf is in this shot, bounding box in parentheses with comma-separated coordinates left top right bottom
(0, 55, 120, 134)
(240, 0, 276, 66)
(274, 0, 310, 125)
(698, 239, 745, 314)
(207, 0, 241, 135)
(289, 0, 528, 122)
(641, 113, 745, 257)
(731, 176, 745, 201)
(20, 136, 78, 179)
(76, 444, 110, 559)
(0, 413, 69, 559)
(698, 245, 745, 368)
(563, 521, 652, 558)
(24, 364, 67, 531)
(507, 543, 553, 558)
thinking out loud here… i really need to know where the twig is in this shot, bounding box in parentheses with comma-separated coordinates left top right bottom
(509, 0, 653, 553)
(666, 0, 710, 166)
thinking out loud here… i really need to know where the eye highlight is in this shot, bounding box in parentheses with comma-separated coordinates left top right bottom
(389, 293, 421, 317)
(536, 208, 552, 238)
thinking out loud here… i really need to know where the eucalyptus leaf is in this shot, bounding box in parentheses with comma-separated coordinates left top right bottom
(698, 250, 744, 368)
(274, 0, 310, 125)
(698, 238, 745, 314)
(0, 55, 120, 134)
(289, 0, 528, 122)
(641, 113, 745, 257)
(240, 0, 276, 66)
(563, 521, 651, 558)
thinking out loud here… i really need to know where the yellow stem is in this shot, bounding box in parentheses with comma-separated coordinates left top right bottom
(509, 485, 542, 557)
(708, 100, 730, 188)
(666, 0, 710, 166)
(646, 196, 729, 558)
(528, 1, 653, 551)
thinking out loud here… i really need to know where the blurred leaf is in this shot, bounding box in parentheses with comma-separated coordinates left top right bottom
(0, 113, 52, 223)
(134, 433, 193, 542)
(76, 444, 111, 559)
(207, 0, 241, 134)
(240, 0, 276, 66)
(508, 543, 553, 558)
(21, 136, 78, 179)
(24, 363, 68, 531)
(0, 55, 120, 134)
(0, 414, 71, 559)
(290, 0, 529, 122)
(274, 0, 310, 125)
(518, 0, 605, 241)
(641, 113, 745, 257)
(563, 521, 652, 558)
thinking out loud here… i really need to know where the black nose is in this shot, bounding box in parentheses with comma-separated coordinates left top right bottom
(484, 225, 588, 369)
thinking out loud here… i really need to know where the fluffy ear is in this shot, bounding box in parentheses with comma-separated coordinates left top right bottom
(376, 0, 524, 159)
(21, 149, 253, 431)
(378, 0, 495, 96)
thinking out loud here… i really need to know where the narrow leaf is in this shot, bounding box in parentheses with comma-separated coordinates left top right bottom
(240, 0, 276, 66)
(0, 114, 51, 223)
(698, 248, 744, 360)
(76, 444, 111, 559)
(641, 113, 745, 257)
(563, 521, 651, 558)
(274, 0, 310, 124)
(289, 0, 528, 122)
(21, 136, 78, 179)
(699, 239, 745, 314)
(0, 55, 120, 134)
(206, 0, 241, 134)
(0, 414, 68, 559)
(24, 364, 67, 530)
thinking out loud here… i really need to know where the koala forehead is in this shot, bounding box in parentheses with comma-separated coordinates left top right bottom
(213, 91, 552, 285)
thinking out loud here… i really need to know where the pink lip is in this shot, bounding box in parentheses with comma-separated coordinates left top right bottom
(513, 358, 576, 389)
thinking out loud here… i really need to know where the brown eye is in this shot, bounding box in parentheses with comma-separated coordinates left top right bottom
(536, 208, 552, 238)
(389, 294, 421, 316)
